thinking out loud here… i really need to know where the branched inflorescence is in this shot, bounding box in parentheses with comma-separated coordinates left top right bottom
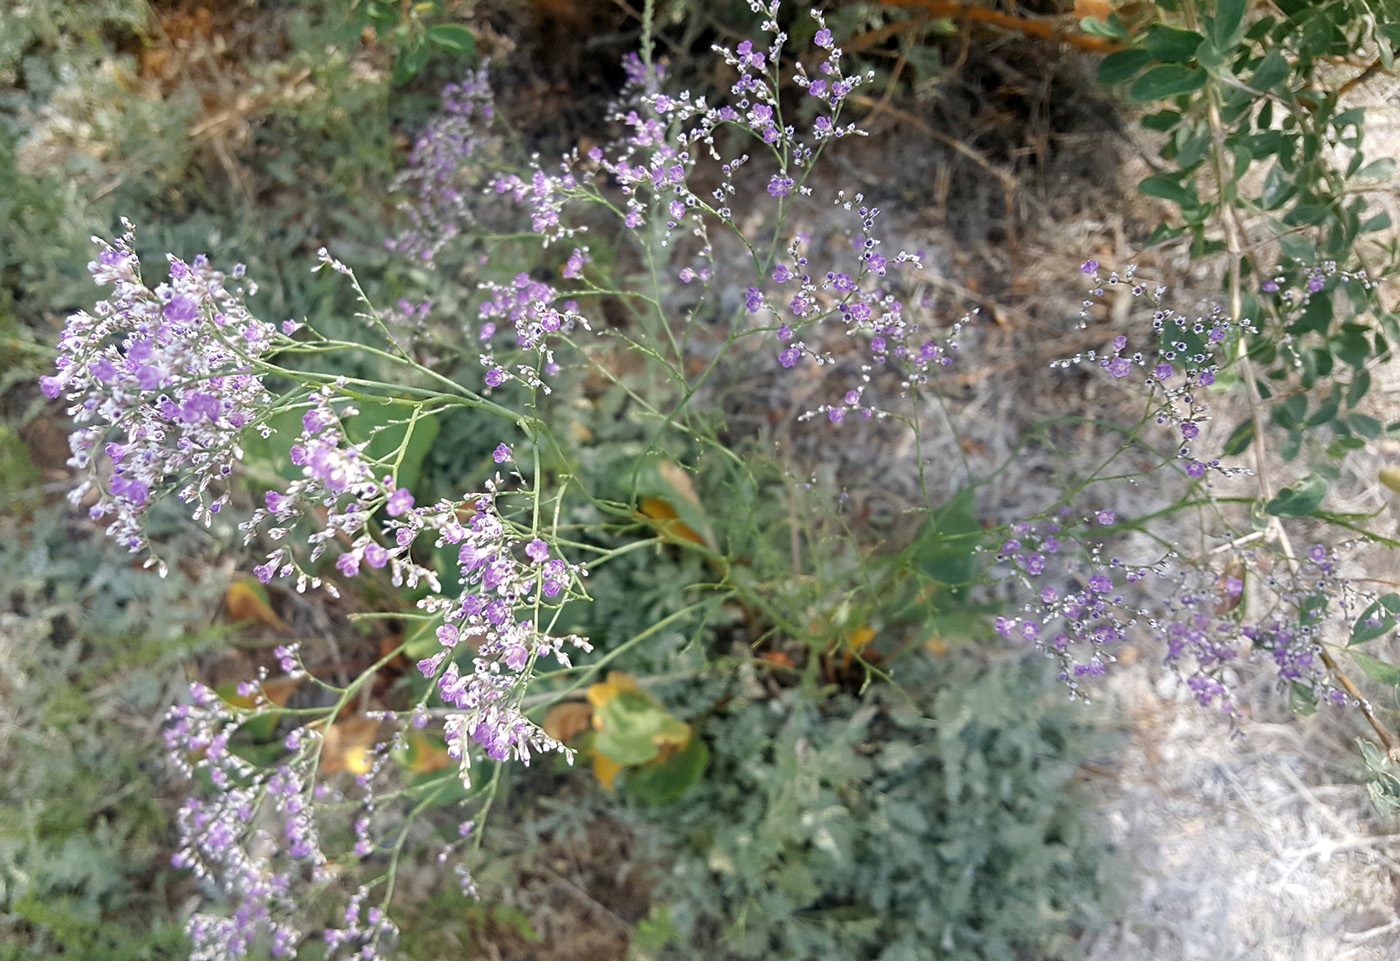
(44, 220, 279, 572)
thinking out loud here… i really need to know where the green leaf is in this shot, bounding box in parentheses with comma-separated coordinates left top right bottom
(427, 23, 475, 55)
(1098, 48, 1154, 84)
(1144, 25, 1205, 63)
(1221, 418, 1256, 457)
(625, 736, 709, 805)
(1211, 0, 1247, 48)
(1346, 369, 1372, 408)
(1129, 64, 1207, 101)
(1141, 109, 1183, 131)
(1348, 414, 1382, 439)
(1139, 173, 1195, 207)
(1357, 158, 1398, 181)
(1080, 13, 1130, 39)
(1349, 595, 1400, 646)
(1289, 681, 1317, 716)
(1260, 164, 1293, 209)
(595, 690, 689, 766)
(1352, 651, 1400, 687)
(1248, 49, 1288, 91)
(1265, 475, 1327, 517)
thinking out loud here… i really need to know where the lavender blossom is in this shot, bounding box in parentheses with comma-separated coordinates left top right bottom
(46, 222, 277, 571)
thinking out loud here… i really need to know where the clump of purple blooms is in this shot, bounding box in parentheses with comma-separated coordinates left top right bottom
(996, 509, 1344, 713)
(45, 220, 279, 572)
(386, 66, 497, 265)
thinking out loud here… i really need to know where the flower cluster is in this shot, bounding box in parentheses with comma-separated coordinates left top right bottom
(165, 682, 328, 960)
(405, 482, 591, 786)
(44, 222, 279, 570)
(386, 66, 497, 265)
(1058, 264, 1257, 480)
(238, 383, 436, 596)
(995, 507, 1348, 713)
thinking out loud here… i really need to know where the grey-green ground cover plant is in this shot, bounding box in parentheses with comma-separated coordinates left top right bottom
(28, 0, 1400, 958)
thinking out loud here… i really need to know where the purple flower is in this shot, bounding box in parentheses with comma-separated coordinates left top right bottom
(386, 488, 415, 517)
(1096, 510, 1115, 525)
(814, 28, 833, 48)
(1081, 259, 1099, 275)
(779, 348, 800, 368)
(335, 551, 361, 578)
(525, 538, 549, 563)
(1307, 275, 1325, 293)
(1107, 357, 1131, 378)
(1308, 545, 1327, 563)
(1262, 279, 1279, 292)
(493, 443, 511, 464)
(1186, 461, 1206, 477)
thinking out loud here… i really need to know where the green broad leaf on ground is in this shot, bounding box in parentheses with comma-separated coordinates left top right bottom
(625, 736, 709, 805)
(595, 689, 690, 767)
(1265, 475, 1327, 517)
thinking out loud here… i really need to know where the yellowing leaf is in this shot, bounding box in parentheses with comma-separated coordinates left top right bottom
(592, 750, 625, 791)
(638, 496, 709, 547)
(587, 671, 640, 714)
(634, 458, 715, 548)
(1381, 466, 1400, 493)
(847, 625, 875, 653)
(321, 716, 381, 776)
(226, 579, 290, 632)
(398, 729, 451, 774)
(543, 701, 593, 744)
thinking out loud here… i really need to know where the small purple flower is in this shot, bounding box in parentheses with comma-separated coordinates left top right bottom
(1155, 364, 1173, 381)
(1186, 461, 1206, 478)
(828, 408, 844, 424)
(386, 488, 415, 517)
(363, 543, 389, 569)
(814, 28, 833, 48)
(1107, 357, 1131, 378)
(779, 348, 800, 369)
(1081, 259, 1099, 275)
(1308, 545, 1327, 563)
(1307, 275, 1325, 293)
(1096, 510, 1115, 526)
(1262, 279, 1279, 292)
(493, 443, 511, 464)
(525, 538, 549, 564)
(1088, 574, 1113, 593)
(336, 552, 361, 578)
(1224, 577, 1243, 596)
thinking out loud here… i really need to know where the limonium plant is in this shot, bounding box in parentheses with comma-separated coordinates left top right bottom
(42, 0, 1400, 957)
